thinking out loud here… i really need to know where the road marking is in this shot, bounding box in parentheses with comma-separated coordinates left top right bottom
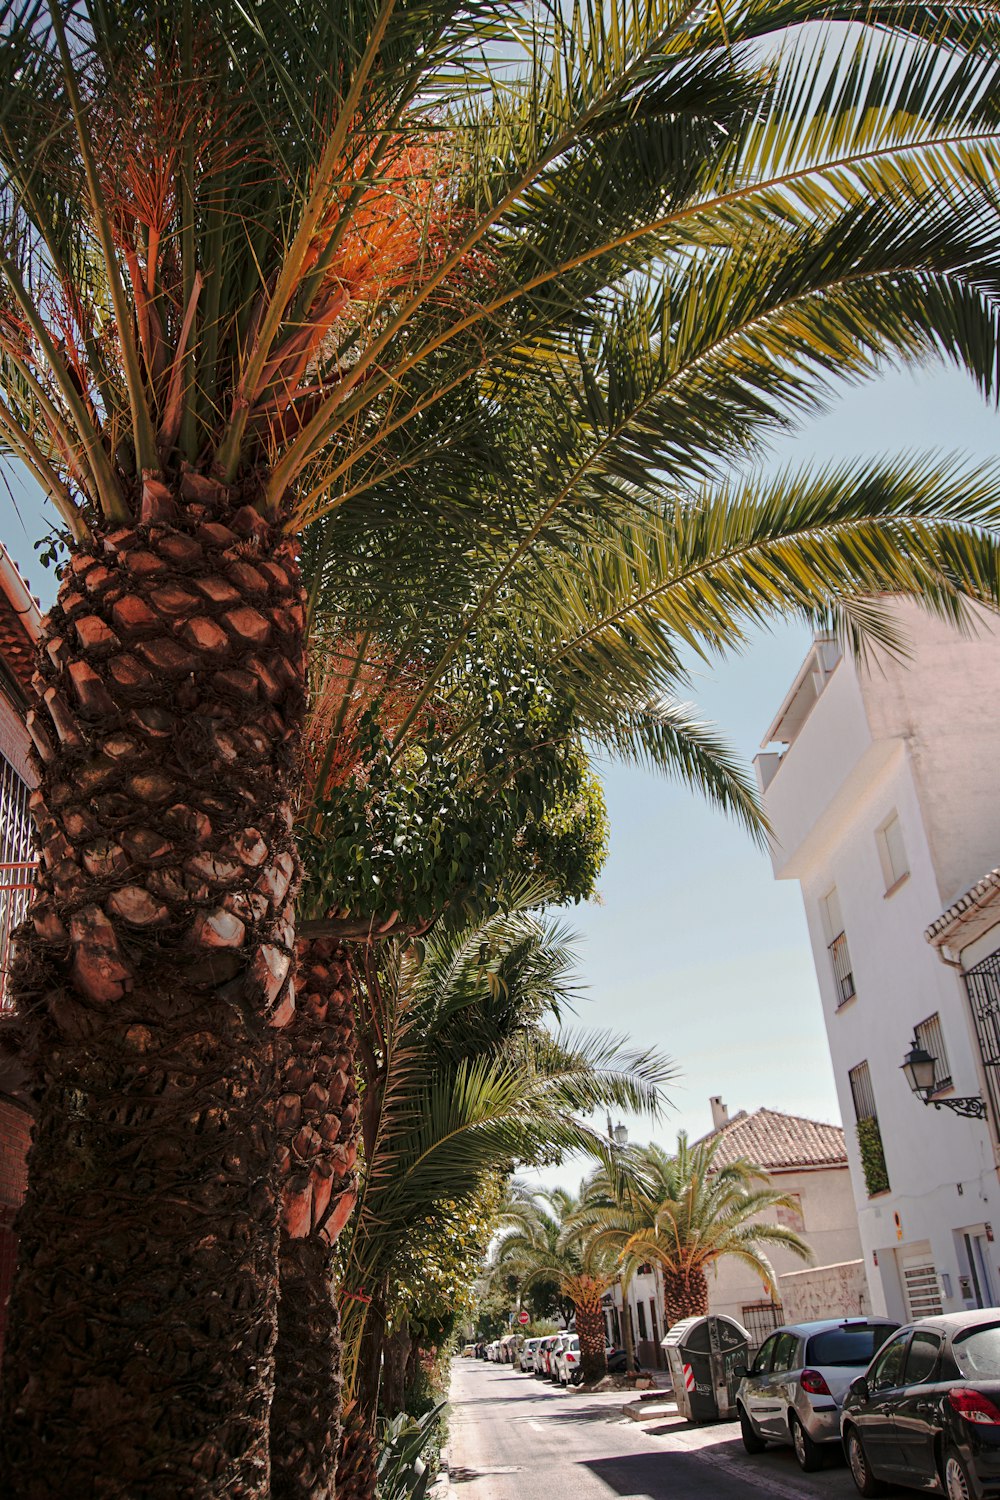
(528, 1421, 544, 1432)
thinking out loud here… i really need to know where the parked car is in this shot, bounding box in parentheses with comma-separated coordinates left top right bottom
(841, 1309, 1000, 1498)
(462, 1343, 476, 1357)
(553, 1334, 580, 1385)
(520, 1338, 541, 1374)
(736, 1317, 899, 1472)
(537, 1335, 561, 1379)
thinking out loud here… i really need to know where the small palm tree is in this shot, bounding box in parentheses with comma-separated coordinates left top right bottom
(491, 1185, 620, 1384)
(577, 1135, 811, 1330)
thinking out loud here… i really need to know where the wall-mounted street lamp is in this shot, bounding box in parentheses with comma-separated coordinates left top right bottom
(606, 1115, 628, 1147)
(901, 1038, 987, 1120)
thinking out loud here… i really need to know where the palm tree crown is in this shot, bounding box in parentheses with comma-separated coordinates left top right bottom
(575, 1133, 811, 1328)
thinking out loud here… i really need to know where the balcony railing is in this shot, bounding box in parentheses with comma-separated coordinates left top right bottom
(829, 931, 856, 1007)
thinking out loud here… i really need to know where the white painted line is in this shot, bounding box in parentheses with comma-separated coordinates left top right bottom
(528, 1421, 544, 1432)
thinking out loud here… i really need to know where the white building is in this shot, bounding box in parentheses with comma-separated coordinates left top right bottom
(697, 1100, 866, 1337)
(755, 603, 1000, 1322)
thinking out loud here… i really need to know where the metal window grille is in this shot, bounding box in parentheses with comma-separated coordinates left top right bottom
(964, 950, 1000, 1136)
(914, 1013, 952, 1092)
(849, 1060, 878, 1122)
(0, 752, 35, 1012)
(742, 1301, 784, 1347)
(829, 931, 856, 1006)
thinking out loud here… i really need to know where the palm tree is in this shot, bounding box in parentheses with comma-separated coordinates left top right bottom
(4, 0, 1000, 1487)
(577, 1135, 811, 1329)
(491, 1185, 620, 1384)
(334, 903, 672, 1499)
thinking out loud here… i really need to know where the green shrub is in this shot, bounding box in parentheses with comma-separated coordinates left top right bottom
(856, 1117, 890, 1196)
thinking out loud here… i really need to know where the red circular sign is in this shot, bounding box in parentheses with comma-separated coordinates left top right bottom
(517, 1310, 530, 1325)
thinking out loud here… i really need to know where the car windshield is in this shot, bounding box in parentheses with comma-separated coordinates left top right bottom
(954, 1325, 1000, 1379)
(806, 1326, 893, 1368)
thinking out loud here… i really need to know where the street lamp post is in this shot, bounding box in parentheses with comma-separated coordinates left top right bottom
(606, 1117, 636, 1376)
(900, 1037, 987, 1120)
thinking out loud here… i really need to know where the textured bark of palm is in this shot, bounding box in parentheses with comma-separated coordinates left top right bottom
(271, 939, 359, 1498)
(334, 1402, 379, 1500)
(272, 1237, 343, 1500)
(0, 501, 306, 1498)
(335, 1285, 386, 1500)
(574, 1295, 608, 1384)
(662, 1266, 709, 1330)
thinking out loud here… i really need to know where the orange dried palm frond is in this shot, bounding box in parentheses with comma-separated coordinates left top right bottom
(303, 637, 440, 804)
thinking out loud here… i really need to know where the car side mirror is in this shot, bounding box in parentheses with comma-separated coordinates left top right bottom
(848, 1376, 869, 1401)
(734, 1364, 749, 1380)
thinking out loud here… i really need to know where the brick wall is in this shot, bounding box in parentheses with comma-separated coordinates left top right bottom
(0, 1094, 31, 1360)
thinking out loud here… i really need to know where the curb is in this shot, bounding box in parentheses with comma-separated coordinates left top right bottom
(428, 1447, 457, 1500)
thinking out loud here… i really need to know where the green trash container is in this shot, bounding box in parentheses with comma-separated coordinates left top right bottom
(661, 1315, 751, 1423)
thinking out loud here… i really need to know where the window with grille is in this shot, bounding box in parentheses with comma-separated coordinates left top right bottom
(877, 812, 909, 891)
(963, 951, 1000, 1142)
(0, 751, 34, 1011)
(850, 1060, 877, 1122)
(914, 1014, 952, 1092)
(821, 887, 856, 1006)
(742, 1301, 784, 1346)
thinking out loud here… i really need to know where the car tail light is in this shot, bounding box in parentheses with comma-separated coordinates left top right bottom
(948, 1389, 1000, 1425)
(801, 1369, 832, 1396)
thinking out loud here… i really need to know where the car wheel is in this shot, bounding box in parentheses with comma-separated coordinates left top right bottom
(738, 1404, 767, 1455)
(789, 1413, 824, 1473)
(944, 1449, 976, 1500)
(845, 1427, 888, 1497)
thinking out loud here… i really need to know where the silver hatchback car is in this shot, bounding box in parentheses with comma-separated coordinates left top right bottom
(735, 1318, 899, 1472)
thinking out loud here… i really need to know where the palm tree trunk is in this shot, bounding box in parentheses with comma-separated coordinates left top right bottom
(571, 1277, 609, 1384)
(271, 938, 359, 1499)
(662, 1266, 709, 1329)
(0, 502, 305, 1497)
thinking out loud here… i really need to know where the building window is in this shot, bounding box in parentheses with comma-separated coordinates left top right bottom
(636, 1301, 648, 1340)
(849, 1060, 890, 1196)
(821, 887, 856, 1006)
(914, 1013, 952, 1093)
(876, 811, 909, 892)
(963, 950, 1000, 1141)
(0, 751, 34, 1012)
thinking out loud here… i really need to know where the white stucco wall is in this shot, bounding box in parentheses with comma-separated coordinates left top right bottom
(758, 607, 1000, 1321)
(779, 1260, 870, 1322)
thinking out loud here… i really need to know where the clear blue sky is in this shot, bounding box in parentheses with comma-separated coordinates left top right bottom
(539, 361, 1000, 1183)
(3, 361, 1000, 1179)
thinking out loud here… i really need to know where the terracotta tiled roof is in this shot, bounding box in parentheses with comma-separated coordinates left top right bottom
(698, 1107, 847, 1171)
(926, 869, 1000, 948)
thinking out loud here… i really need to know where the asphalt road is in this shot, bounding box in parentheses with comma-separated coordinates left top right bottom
(447, 1359, 903, 1500)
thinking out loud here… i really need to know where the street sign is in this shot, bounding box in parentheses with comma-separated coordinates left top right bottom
(517, 1310, 530, 1325)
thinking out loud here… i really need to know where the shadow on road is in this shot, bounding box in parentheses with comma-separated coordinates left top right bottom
(582, 1452, 722, 1498)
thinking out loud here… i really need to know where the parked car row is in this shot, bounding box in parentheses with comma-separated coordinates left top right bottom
(735, 1308, 1000, 1497)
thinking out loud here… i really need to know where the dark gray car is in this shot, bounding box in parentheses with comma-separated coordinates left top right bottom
(736, 1318, 899, 1471)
